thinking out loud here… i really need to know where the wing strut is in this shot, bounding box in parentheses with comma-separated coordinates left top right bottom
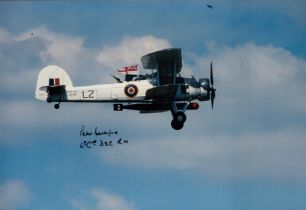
(173, 60, 177, 84)
(156, 68, 160, 86)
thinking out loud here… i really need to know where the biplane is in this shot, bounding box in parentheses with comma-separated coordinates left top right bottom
(35, 48, 216, 130)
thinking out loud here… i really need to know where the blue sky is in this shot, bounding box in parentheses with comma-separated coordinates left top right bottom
(1, 1, 306, 210)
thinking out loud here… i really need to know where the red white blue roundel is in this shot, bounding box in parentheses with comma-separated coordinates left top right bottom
(124, 84, 138, 97)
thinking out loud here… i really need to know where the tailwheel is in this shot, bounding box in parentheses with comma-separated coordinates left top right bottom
(54, 103, 60, 109)
(171, 119, 184, 130)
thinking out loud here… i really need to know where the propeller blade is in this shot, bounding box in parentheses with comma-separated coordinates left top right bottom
(211, 89, 215, 109)
(210, 62, 214, 87)
(209, 62, 216, 109)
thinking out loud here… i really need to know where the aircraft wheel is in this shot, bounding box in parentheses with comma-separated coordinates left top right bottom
(173, 111, 186, 123)
(171, 119, 184, 130)
(54, 104, 60, 109)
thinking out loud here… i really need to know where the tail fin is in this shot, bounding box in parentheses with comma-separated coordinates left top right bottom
(35, 65, 73, 101)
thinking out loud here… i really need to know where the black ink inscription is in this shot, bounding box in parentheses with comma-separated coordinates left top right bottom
(94, 127, 118, 137)
(117, 138, 128, 144)
(80, 125, 118, 137)
(80, 140, 97, 148)
(99, 140, 113, 146)
(80, 125, 92, 136)
(79, 125, 127, 149)
(80, 139, 128, 148)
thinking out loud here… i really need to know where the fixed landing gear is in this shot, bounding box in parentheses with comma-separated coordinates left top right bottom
(171, 111, 187, 130)
(170, 101, 190, 130)
(49, 97, 61, 109)
(171, 119, 184, 130)
(54, 103, 60, 109)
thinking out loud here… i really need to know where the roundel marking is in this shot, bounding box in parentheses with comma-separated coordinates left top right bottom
(124, 84, 138, 97)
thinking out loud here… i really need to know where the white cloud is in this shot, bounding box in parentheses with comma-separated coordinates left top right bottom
(71, 188, 136, 210)
(190, 43, 306, 117)
(11, 25, 103, 85)
(1, 28, 174, 144)
(0, 99, 114, 139)
(2, 27, 172, 96)
(98, 128, 306, 180)
(2, 25, 306, 181)
(0, 27, 11, 44)
(92, 189, 136, 210)
(0, 180, 32, 210)
(95, 43, 306, 181)
(96, 35, 171, 70)
(193, 43, 301, 87)
(15, 25, 85, 67)
(2, 27, 173, 95)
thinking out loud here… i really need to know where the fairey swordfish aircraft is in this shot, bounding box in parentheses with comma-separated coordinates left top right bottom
(35, 48, 216, 130)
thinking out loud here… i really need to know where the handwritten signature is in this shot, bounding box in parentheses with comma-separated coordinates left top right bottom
(79, 125, 128, 149)
(80, 125, 118, 137)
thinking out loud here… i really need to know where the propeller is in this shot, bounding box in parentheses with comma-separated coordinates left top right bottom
(209, 62, 216, 109)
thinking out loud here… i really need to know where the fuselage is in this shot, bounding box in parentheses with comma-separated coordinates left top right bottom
(65, 80, 153, 103)
(59, 77, 208, 103)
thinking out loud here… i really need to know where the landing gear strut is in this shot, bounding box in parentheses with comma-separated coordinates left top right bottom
(170, 102, 189, 130)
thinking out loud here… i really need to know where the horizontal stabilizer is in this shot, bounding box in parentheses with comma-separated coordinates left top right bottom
(39, 85, 66, 93)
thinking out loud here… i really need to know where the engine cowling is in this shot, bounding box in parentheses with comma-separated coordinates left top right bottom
(198, 78, 210, 101)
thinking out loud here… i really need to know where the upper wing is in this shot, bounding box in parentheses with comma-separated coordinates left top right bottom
(141, 48, 182, 85)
